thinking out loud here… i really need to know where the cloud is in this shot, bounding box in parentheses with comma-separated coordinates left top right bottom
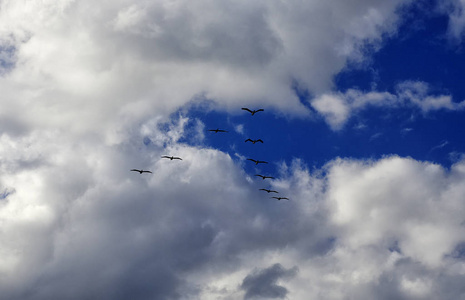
(0, 0, 414, 139)
(311, 81, 465, 130)
(241, 263, 298, 299)
(326, 156, 465, 266)
(310, 94, 351, 130)
(234, 124, 245, 135)
(443, 0, 465, 42)
(396, 81, 465, 112)
(0, 123, 327, 299)
(2, 1, 465, 299)
(2, 121, 465, 299)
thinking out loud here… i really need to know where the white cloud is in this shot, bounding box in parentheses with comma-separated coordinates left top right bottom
(1, 121, 465, 299)
(234, 124, 245, 135)
(396, 81, 465, 112)
(311, 94, 350, 130)
(2, 1, 465, 299)
(443, 0, 465, 42)
(311, 81, 465, 130)
(0, 0, 415, 139)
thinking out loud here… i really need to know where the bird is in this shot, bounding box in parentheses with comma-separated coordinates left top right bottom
(259, 188, 279, 194)
(247, 158, 268, 165)
(130, 169, 152, 174)
(242, 107, 264, 116)
(245, 139, 264, 144)
(255, 174, 275, 180)
(209, 129, 228, 133)
(272, 197, 289, 201)
(161, 156, 182, 160)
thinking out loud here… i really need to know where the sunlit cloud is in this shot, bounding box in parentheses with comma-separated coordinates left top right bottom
(1, 0, 465, 299)
(311, 81, 465, 130)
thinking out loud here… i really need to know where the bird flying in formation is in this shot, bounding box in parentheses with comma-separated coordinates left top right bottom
(161, 156, 182, 160)
(209, 129, 228, 133)
(255, 174, 275, 180)
(247, 158, 268, 165)
(130, 169, 152, 174)
(245, 139, 264, 144)
(242, 108, 264, 116)
(272, 197, 289, 201)
(260, 188, 279, 193)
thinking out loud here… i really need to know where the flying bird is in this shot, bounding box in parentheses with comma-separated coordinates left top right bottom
(209, 129, 228, 133)
(245, 139, 264, 144)
(247, 158, 268, 165)
(272, 197, 289, 201)
(161, 156, 182, 160)
(242, 107, 264, 116)
(130, 169, 152, 174)
(255, 174, 275, 180)
(259, 189, 279, 194)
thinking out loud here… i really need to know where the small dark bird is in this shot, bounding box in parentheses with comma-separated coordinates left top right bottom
(247, 158, 268, 165)
(245, 139, 264, 144)
(131, 169, 152, 174)
(209, 129, 228, 133)
(161, 156, 182, 160)
(242, 107, 264, 116)
(255, 174, 275, 180)
(272, 197, 289, 201)
(260, 189, 279, 194)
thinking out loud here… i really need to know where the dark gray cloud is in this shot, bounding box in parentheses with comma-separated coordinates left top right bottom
(241, 264, 298, 299)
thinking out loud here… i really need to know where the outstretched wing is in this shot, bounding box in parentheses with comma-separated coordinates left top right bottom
(208, 129, 217, 132)
(256, 139, 264, 143)
(161, 156, 171, 159)
(255, 109, 264, 113)
(241, 107, 253, 113)
(259, 188, 268, 192)
(141, 170, 153, 173)
(272, 197, 280, 200)
(245, 139, 253, 143)
(247, 158, 257, 163)
(173, 157, 183, 160)
(255, 174, 264, 178)
(270, 190, 279, 194)
(265, 176, 275, 179)
(218, 130, 228, 132)
(130, 169, 141, 172)
(258, 160, 268, 164)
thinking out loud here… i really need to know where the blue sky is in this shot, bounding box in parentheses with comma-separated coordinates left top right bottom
(2, 0, 465, 299)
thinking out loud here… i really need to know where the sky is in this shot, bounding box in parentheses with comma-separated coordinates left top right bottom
(1, 0, 465, 299)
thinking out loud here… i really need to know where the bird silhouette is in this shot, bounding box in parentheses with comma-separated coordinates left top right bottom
(209, 129, 228, 133)
(245, 139, 264, 144)
(255, 174, 275, 180)
(247, 158, 268, 165)
(161, 156, 182, 160)
(131, 169, 152, 174)
(260, 189, 279, 193)
(272, 197, 289, 201)
(242, 108, 264, 116)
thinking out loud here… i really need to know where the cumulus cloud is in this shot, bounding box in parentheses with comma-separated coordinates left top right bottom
(326, 156, 465, 267)
(311, 94, 351, 130)
(0, 0, 415, 139)
(311, 81, 465, 130)
(2, 118, 465, 299)
(3, 1, 465, 299)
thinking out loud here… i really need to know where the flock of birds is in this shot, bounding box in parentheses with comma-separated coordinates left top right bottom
(131, 107, 289, 201)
